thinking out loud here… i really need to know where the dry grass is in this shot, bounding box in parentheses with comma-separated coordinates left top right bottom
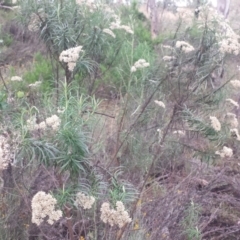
(139, 161, 240, 239)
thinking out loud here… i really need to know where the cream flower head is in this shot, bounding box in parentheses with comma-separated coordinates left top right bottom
(210, 116, 221, 132)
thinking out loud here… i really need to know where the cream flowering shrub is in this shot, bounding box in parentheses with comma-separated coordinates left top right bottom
(154, 100, 165, 109)
(195, 6, 240, 55)
(103, 28, 116, 38)
(110, 20, 133, 34)
(135, 59, 150, 68)
(59, 46, 84, 72)
(219, 37, 240, 55)
(130, 66, 137, 73)
(114, 201, 132, 228)
(26, 116, 45, 131)
(120, 25, 134, 35)
(215, 146, 233, 158)
(226, 98, 239, 109)
(217, 21, 240, 55)
(31, 191, 62, 226)
(162, 45, 174, 50)
(57, 107, 65, 114)
(209, 116, 221, 132)
(100, 201, 132, 228)
(38, 121, 47, 131)
(0, 135, 12, 170)
(45, 115, 61, 131)
(74, 192, 95, 209)
(230, 80, 240, 88)
(163, 55, 176, 62)
(131, 59, 150, 72)
(173, 130, 185, 136)
(100, 202, 116, 226)
(29, 81, 41, 88)
(26, 115, 60, 132)
(176, 41, 195, 53)
(11, 76, 22, 81)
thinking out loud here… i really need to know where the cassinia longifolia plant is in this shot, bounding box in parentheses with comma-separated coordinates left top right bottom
(0, 1, 137, 239)
(19, 0, 134, 93)
(1, 1, 240, 239)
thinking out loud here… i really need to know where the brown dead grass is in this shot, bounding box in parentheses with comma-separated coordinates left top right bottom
(140, 162, 240, 240)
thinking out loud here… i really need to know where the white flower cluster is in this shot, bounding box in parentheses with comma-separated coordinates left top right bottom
(215, 146, 233, 158)
(45, 115, 61, 131)
(162, 45, 174, 50)
(219, 38, 240, 56)
(209, 116, 221, 132)
(103, 28, 116, 38)
(131, 59, 150, 72)
(163, 55, 176, 62)
(218, 21, 240, 55)
(225, 113, 238, 128)
(173, 130, 185, 136)
(27, 115, 61, 132)
(100, 201, 132, 228)
(11, 76, 22, 82)
(154, 100, 165, 108)
(226, 98, 239, 109)
(31, 191, 62, 226)
(230, 80, 240, 88)
(59, 46, 84, 72)
(37, 121, 47, 131)
(110, 21, 133, 34)
(74, 192, 95, 210)
(198, 7, 240, 55)
(0, 135, 12, 170)
(57, 107, 65, 114)
(29, 81, 41, 88)
(119, 25, 134, 34)
(176, 41, 195, 53)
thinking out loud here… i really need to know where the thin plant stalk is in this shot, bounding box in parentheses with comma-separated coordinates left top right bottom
(107, 75, 167, 168)
(117, 104, 177, 240)
(0, 69, 8, 92)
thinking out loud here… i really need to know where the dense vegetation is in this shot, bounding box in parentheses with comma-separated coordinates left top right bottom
(0, 0, 240, 239)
